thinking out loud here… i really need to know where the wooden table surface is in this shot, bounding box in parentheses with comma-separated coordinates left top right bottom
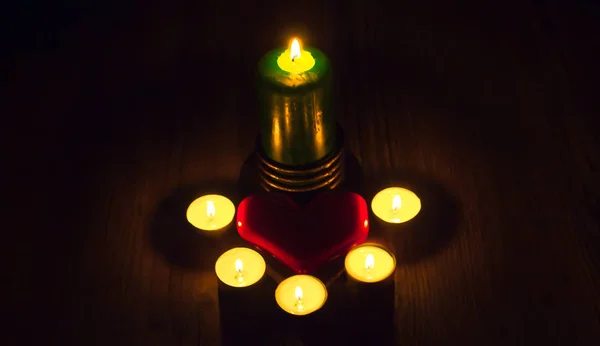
(6, 0, 600, 345)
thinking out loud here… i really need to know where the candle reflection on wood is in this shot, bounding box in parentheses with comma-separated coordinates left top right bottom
(344, 243, 396, 345)
(274, 275, 329, 345)
(215, 247, 276, 346)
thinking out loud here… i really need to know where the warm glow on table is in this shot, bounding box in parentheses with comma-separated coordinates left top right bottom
(277, 38, 315, 74)
(215, 247, 266, 288)
(187, 194, 235, 231)
(275, 275, 327, 316)
(345, 244, 396, 283)
(371, 187, 421, 224)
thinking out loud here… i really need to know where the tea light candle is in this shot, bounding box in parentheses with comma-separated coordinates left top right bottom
(344, 243, 396, 345)
(345, 243, 396, 283)
(371, 187, 421, 224)
(275, 275, 327, 316)
(187, 194, 235, 232)
(215, 248, 275, 345)
(215, 247, 266, 287)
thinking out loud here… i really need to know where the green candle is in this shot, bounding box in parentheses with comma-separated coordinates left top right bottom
(257, 38, 336, 167)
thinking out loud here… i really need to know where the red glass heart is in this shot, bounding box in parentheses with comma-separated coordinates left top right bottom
(236, 191, 369, 273)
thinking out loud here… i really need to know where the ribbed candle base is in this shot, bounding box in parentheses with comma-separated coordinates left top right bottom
(257, 124, 345, 194)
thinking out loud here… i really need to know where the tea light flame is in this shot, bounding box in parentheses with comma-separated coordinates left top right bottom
(206, 200, 216, 219)
(365, 253, 375, 272)
(391, 195, 402, 212)
(294, 286, 304, 311)
(234, 258, 243, 282)
(290, 39, 301, 62)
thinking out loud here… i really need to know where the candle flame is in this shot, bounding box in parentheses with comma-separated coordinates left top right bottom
(206, 200, 216, 218)
(295, 286, 303, 301)
(290, 39, 301, 62)
(235, 259, 243, 273)
(392, 195, 402, 212)
(365, 253, 375, 271)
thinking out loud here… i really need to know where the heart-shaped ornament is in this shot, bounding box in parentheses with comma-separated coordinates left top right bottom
(236, 192, 369, 273)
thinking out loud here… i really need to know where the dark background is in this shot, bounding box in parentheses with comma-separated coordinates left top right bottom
(5, 0, 600, 345)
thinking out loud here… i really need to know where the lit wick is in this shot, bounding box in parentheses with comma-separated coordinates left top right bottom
(391, 195, 402, 213)
(294, 286, 304, 311)
(290, 39, 301, 63)
(234, 259, 244, 283)
(206, 200, 216, 220)
(365, 253, 375, 272)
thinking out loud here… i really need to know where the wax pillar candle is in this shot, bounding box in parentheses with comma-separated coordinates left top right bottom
(274, 275, 329, 344)
(344, 243, 396, 345)
(215, 247, 276, 345)
(258, 38, 335, 166)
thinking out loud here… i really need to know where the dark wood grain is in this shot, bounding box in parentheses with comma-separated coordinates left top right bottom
(6, 0, 600, 345)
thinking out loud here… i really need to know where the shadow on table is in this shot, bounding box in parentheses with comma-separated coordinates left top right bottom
(147, 181, 244, 270)
(365, 171, 460, 264)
